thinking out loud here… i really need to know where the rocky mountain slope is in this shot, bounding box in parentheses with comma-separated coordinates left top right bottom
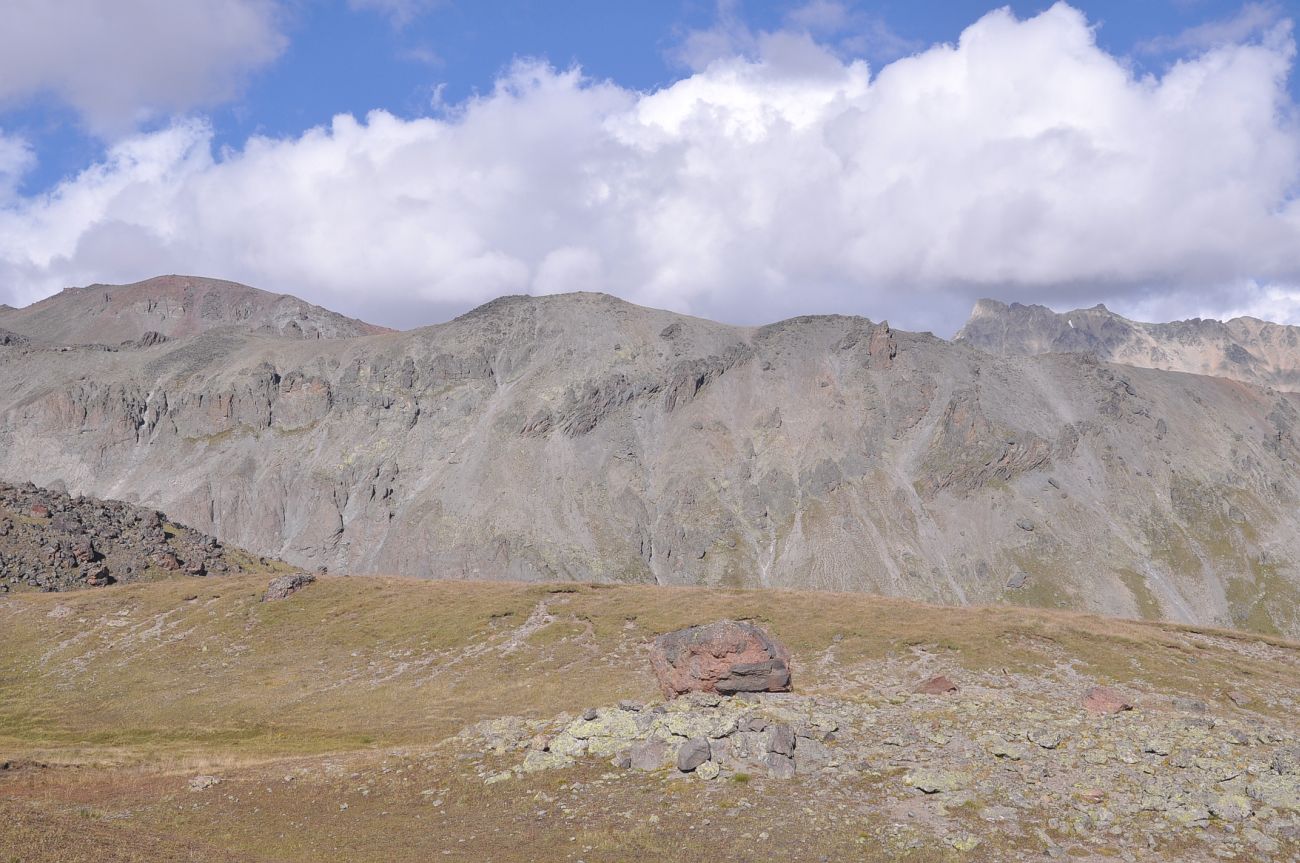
(0, 480, 293, 592)
(0, 275, 390, 344)
(1, 282, 1299, 636)
(956, 299, 1300, 392)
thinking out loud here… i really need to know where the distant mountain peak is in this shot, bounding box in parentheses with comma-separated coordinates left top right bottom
(0, 274, 393, 345)
(956, 299, 1300, 391)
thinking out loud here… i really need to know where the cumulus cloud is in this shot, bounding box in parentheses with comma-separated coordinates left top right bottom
(0, 0, 286, 134)
(1, 2, 1298, 334)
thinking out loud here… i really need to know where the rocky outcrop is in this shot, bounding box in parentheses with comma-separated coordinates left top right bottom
(0, 480, 291, 592)
(461, 680, 1300, 848)
(262, 573, 317, 601)
(650, 621, 792, 699)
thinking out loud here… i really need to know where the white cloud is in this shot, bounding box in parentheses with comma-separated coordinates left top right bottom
(348, 0, 442, 28)
(1137, 2, 1284, 54)
(0, 0, 286, 134)
(1, 2, 1298, 335)
(0, 132, 34, 203)
(786, 1, 852, 34)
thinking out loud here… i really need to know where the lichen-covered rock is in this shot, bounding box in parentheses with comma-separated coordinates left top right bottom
(522, 750, 573, 773)
(650, 620, 791, 699)
(1248, 775, 1300, 811)
(905, 769, 971, 794)
(546, 732, 587, 758)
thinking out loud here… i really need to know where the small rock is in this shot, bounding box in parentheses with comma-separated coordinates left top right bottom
(1171, 697, 1207, 713)
(630, 739, 668, 771)
(767, 725, 795, 757)
(522, 750, 574, 773)
(765, 752, 796, 779)
(189, 775, 221, 792)
(1027, 728, 1062, 749)
(696, 760, 720, 780)
(904, 769, 970, 794)
(677, 737, 711, 772)
(1006, 571, 1030, 590)
(914, 674, 958, 695)
(1142, 740, 1172, 757)
(1271, 746, 1300, 775)
(1016, 519, 1035, 532)
(1082, 686, 1133, 715)
(988, 738, 1024, 760)
(1226, 691, 1252, 708)
(262, 573, 316, 602)
(1209, 794, 1253, 822)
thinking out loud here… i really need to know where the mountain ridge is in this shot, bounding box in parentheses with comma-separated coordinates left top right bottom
(0, 274, 392, 345)
(2, 278, 1299, 637)
(956, 298, 1300, 392)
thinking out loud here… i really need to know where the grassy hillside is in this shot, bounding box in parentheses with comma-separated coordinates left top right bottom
(1, 576, 1297, 862)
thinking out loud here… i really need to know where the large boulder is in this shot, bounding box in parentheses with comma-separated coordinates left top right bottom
(650, 620, 792, 699)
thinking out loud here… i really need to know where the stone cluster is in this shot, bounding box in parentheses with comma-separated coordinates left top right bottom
(0, 480, 289, 592)
(456, 621, 1300, 857)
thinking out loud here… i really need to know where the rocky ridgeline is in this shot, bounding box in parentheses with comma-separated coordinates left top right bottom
(0, 481, 293, 592)
(458, 622, 1300, 858)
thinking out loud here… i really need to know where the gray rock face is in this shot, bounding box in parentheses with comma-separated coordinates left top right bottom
(3, 283, 1300, 635)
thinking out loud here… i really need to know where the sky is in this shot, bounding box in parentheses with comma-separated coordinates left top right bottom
(0, 1, 1298, 336)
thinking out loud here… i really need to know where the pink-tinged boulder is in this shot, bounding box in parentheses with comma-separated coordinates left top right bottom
(1082, 686, 1134, 715)
(29, 503, 50, 519)
(914, 674, 959, 695)
(650, 620, 792, 699)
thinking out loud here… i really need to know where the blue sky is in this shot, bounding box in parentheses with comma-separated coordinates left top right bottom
(1, 1, 1298, 333)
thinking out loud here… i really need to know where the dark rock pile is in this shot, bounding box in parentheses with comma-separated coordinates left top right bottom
(0, 480, 291, 592)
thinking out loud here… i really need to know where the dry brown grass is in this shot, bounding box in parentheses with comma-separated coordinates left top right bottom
(1, 575, 1297, 862)
(2, 575, 1297, 762)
